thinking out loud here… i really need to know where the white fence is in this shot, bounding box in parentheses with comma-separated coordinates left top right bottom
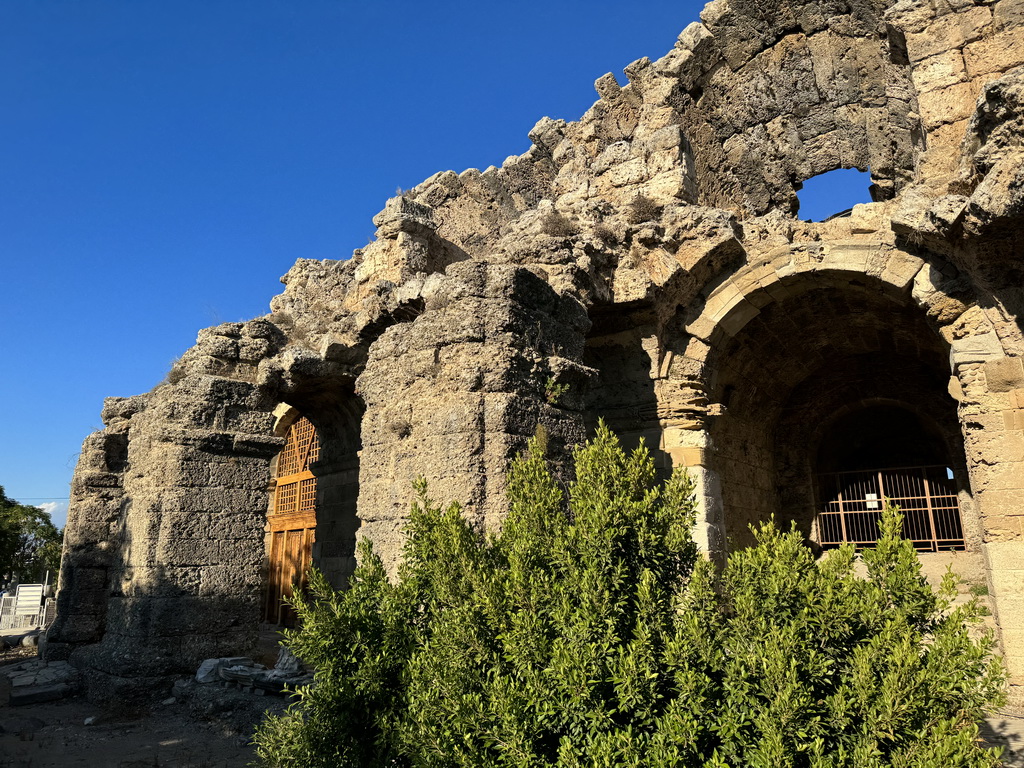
(0, 584, 53, 630)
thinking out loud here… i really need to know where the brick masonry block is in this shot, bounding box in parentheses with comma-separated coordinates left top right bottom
(990, 596, 1024, 631)
(669, 447, 708, 467)
(981, 490, 1024, 521)
(1003, 651, 1024, 680)
(963, 25, 1024, 78)
(984, 515, 1023, 541)
(1004, 410, 1024, 431)
(905, 6, 992, 62)
(982, 461, 1024, 490)
(911, 49, 967, 93)
(917, 81, 982, 128)
(991, 568, 1024, 594)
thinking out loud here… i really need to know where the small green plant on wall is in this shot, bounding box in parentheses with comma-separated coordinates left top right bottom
(544, 376, 569, 405)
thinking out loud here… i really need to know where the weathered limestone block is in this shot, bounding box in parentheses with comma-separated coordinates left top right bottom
(985, 541, 1024, 676)
(904, 6, 992, 63)
(963, 25, 1024, 79)
(985, 357, 1024, 392)
(911, 49, 969, 94)
(918, 81, 981, 128)
(49, 369, 284, 688)
(45, 398, 141, 660)
(965, 153, 1024, 233)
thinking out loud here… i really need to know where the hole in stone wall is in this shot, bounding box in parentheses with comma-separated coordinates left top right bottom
(795, 167, 873, 222)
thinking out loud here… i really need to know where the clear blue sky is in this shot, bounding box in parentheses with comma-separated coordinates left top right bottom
(0, 1, 868, 528)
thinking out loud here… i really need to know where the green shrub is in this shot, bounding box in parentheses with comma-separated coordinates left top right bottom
(254, 425, 1005, 767)
(544, 376, 570, 405)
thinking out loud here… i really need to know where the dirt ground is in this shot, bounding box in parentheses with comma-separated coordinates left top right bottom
(4, 696, 1024, 768)
(0, 638, 281, 768)
(0, 696, 256, 768)
(2, 641, 1024, 767)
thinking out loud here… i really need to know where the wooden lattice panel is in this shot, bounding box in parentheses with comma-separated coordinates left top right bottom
(265, 416, 320, 626)
(274, 483, 299, 516)
(275, 417, 320, 478)
(299, 477, 317, 513)
(272, 417, 321, 517)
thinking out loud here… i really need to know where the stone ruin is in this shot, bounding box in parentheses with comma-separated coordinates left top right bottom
(45, 0, 1024, 706)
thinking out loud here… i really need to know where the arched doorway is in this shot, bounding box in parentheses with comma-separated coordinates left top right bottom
(264, 415, 320, 626)
(814, 403, 966, 551)
(263, 392, 364, 627)
(582, 311, 671, 480)
(676, 266, 979, 553)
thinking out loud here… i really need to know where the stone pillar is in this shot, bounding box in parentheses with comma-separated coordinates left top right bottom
(60, 376, 281, 704)
(44, 397, 141, 661)
(310, 452, 361, 589)
(959, 356, 1024, 698)
(661, 426, 726, 560)
(355, 262, 594, 573)
(658, 344, 726, 560)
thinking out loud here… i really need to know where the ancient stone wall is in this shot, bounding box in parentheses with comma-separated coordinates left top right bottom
(355, 262, 592, 561)
(47, 0, 1024, 705)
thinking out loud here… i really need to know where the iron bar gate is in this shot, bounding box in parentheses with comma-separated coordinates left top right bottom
(816, 465, 965, 551)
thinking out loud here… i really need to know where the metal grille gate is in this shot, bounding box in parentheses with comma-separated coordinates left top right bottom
(816, 465, 965, 551)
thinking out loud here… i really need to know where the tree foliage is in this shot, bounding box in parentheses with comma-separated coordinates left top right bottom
(0, 486, 63, 587)
(254, 424, 1004, 767)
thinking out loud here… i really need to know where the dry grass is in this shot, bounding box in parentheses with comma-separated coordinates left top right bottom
(541, 211, 579, 238)
(627, 194, 661, 224)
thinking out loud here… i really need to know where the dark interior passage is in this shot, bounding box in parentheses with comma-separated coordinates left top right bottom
(305, 393, 363, 592)
(583, 315, 671, 477)
(702, 274, 971, 551)
(817, 404, 950, 473)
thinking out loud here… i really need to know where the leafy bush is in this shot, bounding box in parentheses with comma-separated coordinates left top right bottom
(0, 486, 63, 586)
(254, 425, 1004, 767)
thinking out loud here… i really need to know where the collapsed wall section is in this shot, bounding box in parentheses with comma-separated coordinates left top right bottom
(51, 371, 284, 703)
(46, 396, 140, 659)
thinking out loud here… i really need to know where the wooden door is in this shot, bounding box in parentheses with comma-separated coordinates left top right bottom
(264, 416, 320, 626)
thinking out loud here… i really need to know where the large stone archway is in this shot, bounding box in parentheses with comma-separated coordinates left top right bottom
(700, 273, 966, 550)
(707, 274, 972, 549)
(655, 243, 1024, 690)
